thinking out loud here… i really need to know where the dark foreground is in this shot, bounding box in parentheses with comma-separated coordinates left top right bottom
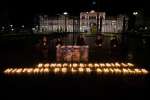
(0, 73, 150, 99)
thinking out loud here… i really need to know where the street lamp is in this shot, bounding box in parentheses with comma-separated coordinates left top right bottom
(63, 12, 68, 15)
(133, 12, 138, 16)
(63, 12, 68, 32)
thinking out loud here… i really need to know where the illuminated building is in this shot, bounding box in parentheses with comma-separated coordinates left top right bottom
(36, 10, 128, 34)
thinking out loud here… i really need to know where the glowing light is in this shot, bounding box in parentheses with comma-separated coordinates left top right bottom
(111, 63, 115, 67)
(106, 63, 111, 67)
(96, 68, 102, 73)
(11, 68, 17, 73)
(109, 68, 114, 73)
(85, 68, 91, 73)
(71, 68, 77, 73)
(121, 63, 128, 67)
(122, 68, 129, 74)
(63, 63, 68, 67)
(73, 63, 78, 68)
(78, 68, 84, 72)
(103, 68, 109, 73)
(94, 63, 99, 67)
(54, 68, 60, 73)
(79, 63, 84, 67)
(114, 68, 121, 74)
(27, 68, 33, 74)
(16, 68, 22, 74)
(34, 68, 40, 73)
(56, 63, 62, 67)
(63, 12, 68, 15)
(50, 63, 56, 67)
(115, 62, 121, 67)
(44, 63, 50, 68)
(62, 68, 67, 73)
(4, 68, 13, 74)
(141, 69, 148, 74)
(44, 68, 49, 73)
(88, 63, 93, 67)
(127, 63, 134, 67)
(100, 63, 105, 67)
(38, 63, 43, 68)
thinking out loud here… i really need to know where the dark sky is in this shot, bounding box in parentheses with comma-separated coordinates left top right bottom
(0, 0, 149, 26)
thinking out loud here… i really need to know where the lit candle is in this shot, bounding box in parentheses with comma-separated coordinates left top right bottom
(78, 68, 84, 72)
(127, 63, 134, 67)
(73, 63, 78, 68)
(85, 68, 91, 73)
(38, 63, 43, 68)
(61, 68, 67, 73)
(96, 68, 102, 73)
(54, 68, 60, 73)
(94, 63, 99, 68)
(44, 63, 50, 68)
(141, 69, 148, 74)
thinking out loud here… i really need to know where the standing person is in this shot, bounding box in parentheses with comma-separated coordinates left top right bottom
(56, 38, 63, 46)
(110, 36, 119, 57)
(95, 35, 103, 47)
(41, 36, 49, 59)
(76, 34, 86, 46)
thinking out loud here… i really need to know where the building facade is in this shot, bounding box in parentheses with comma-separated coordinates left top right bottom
(80, 10, 128, 33)
(36, 10, 128, 34)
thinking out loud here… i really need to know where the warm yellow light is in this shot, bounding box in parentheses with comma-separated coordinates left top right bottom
(122, 68, 129, 74)
(23, 68, 28, 73)
(62, 68, 67, 73)
(4, 68, 13, 74)
(44, 63, 50, 68)
(79, 63, 84, 67)
(11, 68, 17, 73)
(88, 63, 93, 67)
(109, 68, 114, 73)
(127, 63, 134, 67)
(73, 63, 78, 68)
(121, 63, 128, 67)
(54, 68, 60, 73)
(16, 68, 22, 74)
(78, 68, 84, 72)
(115, 62, 120, 67)
(56, 63, 62, 67)
(94, 63, 99, 68)
(38, 63, 43, 68)
(27, 68, 33, 74)
(114, 68, 121, 73)
(62, 63, 68, 67)
(127, 68, 135, 74)
(100, 63, 105, 67)
(85, 68, 91, 73)
(106, 63, 111, 67)
(141, 69, 148, 74)
(111, 63, 115, 67)
(96, 68, 102, 73)
(44, 68, 49, 73)
(103, 68, 109, 73)
(71, 68, 77, 73)
(34, 68, 40, 73)
(50, 63, 56, 67)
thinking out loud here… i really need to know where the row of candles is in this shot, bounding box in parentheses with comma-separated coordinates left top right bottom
(37, 63, 134, 68)
(4, 67, 148, 75)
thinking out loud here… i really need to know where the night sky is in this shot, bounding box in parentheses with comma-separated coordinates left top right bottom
(0, 0, 149, 26)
